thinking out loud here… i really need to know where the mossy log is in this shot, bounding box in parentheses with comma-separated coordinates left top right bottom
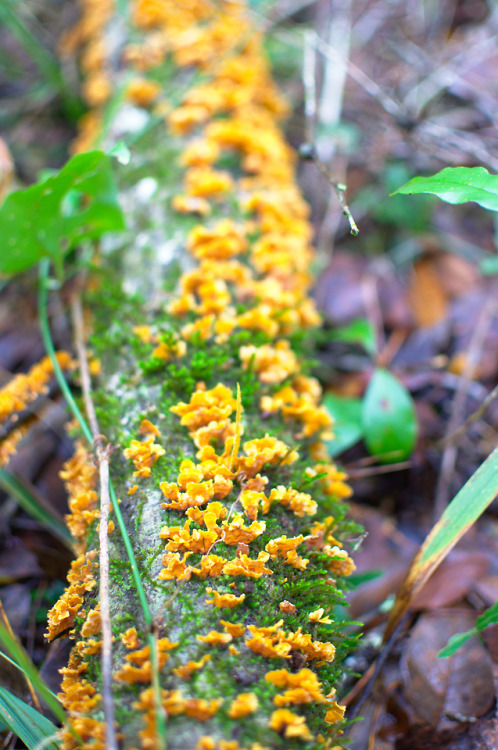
(46, 2, 359, 748)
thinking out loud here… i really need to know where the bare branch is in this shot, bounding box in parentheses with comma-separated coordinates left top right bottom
(71, 293, 118, 750)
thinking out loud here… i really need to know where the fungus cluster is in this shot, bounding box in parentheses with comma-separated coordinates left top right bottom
(0, 352, 74, 465)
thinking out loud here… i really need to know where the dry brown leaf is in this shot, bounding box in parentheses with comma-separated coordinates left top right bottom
(400, 610, 495, 729)
(408, 257, 448, 328)
(0, 542, 43, 585)
(411, 551, 490, 611)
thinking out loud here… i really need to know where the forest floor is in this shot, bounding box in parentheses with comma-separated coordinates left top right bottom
(0, 1, 497, 749)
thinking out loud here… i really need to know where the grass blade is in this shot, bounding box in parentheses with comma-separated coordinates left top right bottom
(385, 447, 498, 639)
(0, 685, 59, 750)
(0, 623, 66, 725)
(0, 469, 73, 551)
(0, 0, 81, 120)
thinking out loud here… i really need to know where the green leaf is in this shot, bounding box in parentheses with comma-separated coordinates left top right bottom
(438, 598, 498, 658)
(438, 630, 476, 658)
(392, 166, 498, 212)
(385, 448, 498, 640)
(479, 256, 498, 276)
(362, 368, 417, 462)
(0, 150, 125, 276)
(0, 686, 59, 750)
(109, 140, 131, 165)
(328, 318, 377, 356)
(323, 393, 364, 457)
(347, 569, 384, 587)
(476, 600, 498, 631)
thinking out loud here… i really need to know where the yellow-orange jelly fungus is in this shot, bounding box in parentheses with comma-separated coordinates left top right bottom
(48, 0, 358, 748)
(0, 352, 74, 466)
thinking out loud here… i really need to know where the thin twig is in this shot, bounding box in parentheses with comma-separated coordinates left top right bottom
(70, 293, 118, 750)
(316, 1, 352, 253)
(434, 300, 495, 520)
(318, 1, 351, 147)
(38, 261, 163, 745)
(303, 30, 317, 144)
(344, 614, 409, 718)
(417, 120, 498, 172)
(399, 33, 498, 119)
(312, 32, 403, 120)
(300, 144, 359, 235)
(438, 382, 498, 449)
(347, 461, 411, 480)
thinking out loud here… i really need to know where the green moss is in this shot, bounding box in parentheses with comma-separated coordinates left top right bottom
(114, 613, 135, 626)
(109, 560, 134, 592)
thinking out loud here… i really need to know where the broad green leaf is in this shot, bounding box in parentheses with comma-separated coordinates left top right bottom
(0, 686, 59, 750)
(359, 162, 435, 232)
(323, 393, 364, 457)
(328, 318, 377, 356)
(438, 630, 476, 658)
(392, 166, 498, 212)
(362, 368, 417, 463)
(385, 448, 498, 640)
(0, 150, 125, 276)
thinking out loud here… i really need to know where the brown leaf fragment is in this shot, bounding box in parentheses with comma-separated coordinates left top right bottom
(0, 541, 43, 584)
(0, 137, 14, 205)
(408, 257, 448, 328)
(412, 551, 490, 611)
(401, 610, 495, 729)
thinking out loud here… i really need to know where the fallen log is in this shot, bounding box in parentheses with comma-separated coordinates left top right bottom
(46, 1, 358, 748)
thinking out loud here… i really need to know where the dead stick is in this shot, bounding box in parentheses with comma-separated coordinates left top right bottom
(347, 461, 411, 480)
(71, 293, 118, 750)
(438, 382, 498, 448)
(434, 300, 495, 521)
(299, 144, 359, 235)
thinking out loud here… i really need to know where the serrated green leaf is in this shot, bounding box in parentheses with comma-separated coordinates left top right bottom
(323, 393, 364, 457)
(438, 630, 476, 658)
(0, 150, 125, 276)
(362, 368, 417, 463)
(328, 318, 377, 356)
(392, 166, 498, 211)
(0, 686, 59, 750)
